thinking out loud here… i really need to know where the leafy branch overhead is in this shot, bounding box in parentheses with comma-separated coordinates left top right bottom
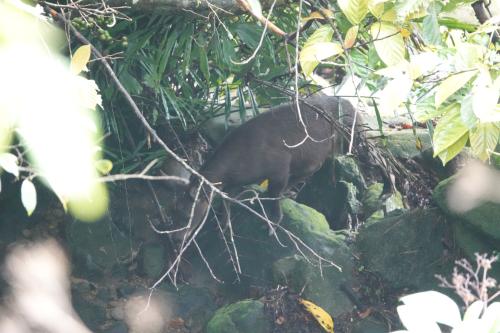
(44, 0, 499, 173)
(296, 0, 499, 164)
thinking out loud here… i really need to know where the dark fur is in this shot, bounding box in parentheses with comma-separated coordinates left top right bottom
(175, 95, 359, 239)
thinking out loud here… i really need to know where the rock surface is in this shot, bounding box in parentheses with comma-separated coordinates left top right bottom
(356, 208, 454, 290)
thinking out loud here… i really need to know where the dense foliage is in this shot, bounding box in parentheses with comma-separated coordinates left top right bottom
(68, 0, 500, 172)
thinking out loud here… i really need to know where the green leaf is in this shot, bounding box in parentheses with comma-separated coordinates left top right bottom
(70, 45, 91, 75)
(95, 159, 113, 175)
(300, 42, 344, 77)
(119, 71, 143, 95)
(247, 86, 259, 116)
(370, 22, 406, 66)
(21, 179, 37, 216)
(199, 46, 210, 82)
(338, 0, 369, 24)
(422, 3, 441, 46)
(435, 70, 477, 107)
(469, 123, 500, 161)
(0, 153, 19, 177)
(414, 98, 442, 122)
(234, 23, 263, 49)
(300, 26, 341, 77)
(433, 103, 469, 164)
(460, 94, 477, 129)
(221, 38, 236, 68)
(183, 37, 193, 75)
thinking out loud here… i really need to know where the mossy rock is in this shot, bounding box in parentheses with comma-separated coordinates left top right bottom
(356, 208, 455, 290)
(434, 177, 500, 241)
(206, 300, 271, 333)
(280, 199, 353, 259)
(334, 155, 367, 192)
(371, 129, 431, 160)
(191, 198, 355, 311)
(273, 255, 353, 315)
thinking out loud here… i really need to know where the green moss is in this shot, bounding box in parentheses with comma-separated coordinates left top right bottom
(207, 300, 270, 333)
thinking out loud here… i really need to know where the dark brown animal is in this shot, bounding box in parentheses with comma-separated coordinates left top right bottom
(175, 95, 359, 240)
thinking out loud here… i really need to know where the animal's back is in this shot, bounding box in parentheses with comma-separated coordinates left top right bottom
(200, 96, 354, 187)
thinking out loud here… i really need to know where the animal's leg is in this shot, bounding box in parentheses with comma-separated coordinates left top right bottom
(286, 162, 324, 196)
(266, 167, 290, 227)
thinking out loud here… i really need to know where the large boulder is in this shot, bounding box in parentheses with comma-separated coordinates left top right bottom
(356, 208, 455, 290)
(190, 198, 355, 314)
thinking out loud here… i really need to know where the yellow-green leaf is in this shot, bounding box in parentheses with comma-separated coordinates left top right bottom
(338, 0, 369, 25)
(21, 179, 37, 216)
(433, 103, 469, 164)
(95, 159, 113, 175)
(405, 6, 427, 20)
(300, 299, 334, 333)
(435, 71, 477, 107)
(344, 25, 359, 49)
(380, 7, 397, 22)
(437, 132, 468, 165)
(300, 42, 344, 77)
(368, 0, 385, 17)
(70, 45, 91, 75)
(469, 123, 500, 161)
(370, 22, 406, 66)
(0, 153, 19, 177)
(259, 179, 269, 190)
(303, 25, 334, 48)
(302, 9, 334, 22)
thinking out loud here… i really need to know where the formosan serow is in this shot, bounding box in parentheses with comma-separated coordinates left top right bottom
(174, 95, 362, 241)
